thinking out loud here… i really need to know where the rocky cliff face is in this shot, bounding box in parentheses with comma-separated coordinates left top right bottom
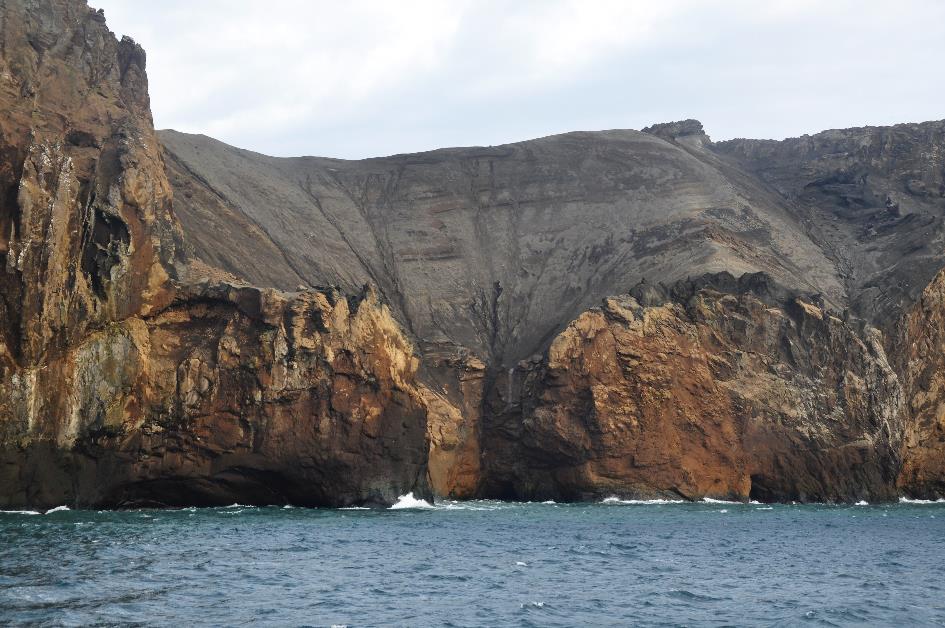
(2, 0, 945, 508)
(0, 0, 429, 508)
(715, 122, 945, 326)
(478, 274, 901, 502)
(896, 268, 945, 499)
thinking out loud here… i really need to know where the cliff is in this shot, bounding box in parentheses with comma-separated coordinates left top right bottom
(0, 0, 429, 508)
(1, 0, 944, 507)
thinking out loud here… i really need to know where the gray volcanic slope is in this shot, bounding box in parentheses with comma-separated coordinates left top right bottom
(159, 120, 945, 365)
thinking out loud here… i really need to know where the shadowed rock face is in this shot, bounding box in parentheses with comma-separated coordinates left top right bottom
(2, 0, 945, 508)
(896, 268, 945, 499)
(716, 123, 945, 325)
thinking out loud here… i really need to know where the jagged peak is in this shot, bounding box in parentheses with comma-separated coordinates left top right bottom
(641, 119, 711, 146)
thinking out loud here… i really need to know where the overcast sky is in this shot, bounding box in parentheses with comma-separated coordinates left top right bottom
(92, 1, 945, 159)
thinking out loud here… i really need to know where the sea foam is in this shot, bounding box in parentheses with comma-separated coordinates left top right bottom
(389, 492, 435, 510)
(601, 496, 685, 505)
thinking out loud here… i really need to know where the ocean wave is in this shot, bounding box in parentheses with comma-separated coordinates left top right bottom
(389, 492, 435, 510)
(45, 505, 71, 514)
(0, 509, 41, 515)
(701, 497, 740, 504)
(899, 497, 945, 504)
(436, 500, 504, 511)
(601, 497, 687, 505)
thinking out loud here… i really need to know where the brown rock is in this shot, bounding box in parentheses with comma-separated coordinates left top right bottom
(0, 0, 429, 508)
(896, 268, 945, 499)
(477, 283, 901, 502)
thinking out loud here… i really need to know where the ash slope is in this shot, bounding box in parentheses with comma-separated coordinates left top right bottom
(160, 124, 846, 366)
(161, 120, 945, 364)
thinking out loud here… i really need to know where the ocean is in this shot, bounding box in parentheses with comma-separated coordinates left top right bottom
(1, 496, 943, 626)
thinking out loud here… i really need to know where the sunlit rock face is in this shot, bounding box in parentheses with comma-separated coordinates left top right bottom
(3, 0, 945, 508)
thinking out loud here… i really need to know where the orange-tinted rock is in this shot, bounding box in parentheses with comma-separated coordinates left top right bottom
(0, 281, 432, 507)
(422, 351, 487, 497)
(478, 281, 902, 502)
(0, 0, 429, 508)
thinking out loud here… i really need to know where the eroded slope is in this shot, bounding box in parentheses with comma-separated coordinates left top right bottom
(160, 125, 842, 366)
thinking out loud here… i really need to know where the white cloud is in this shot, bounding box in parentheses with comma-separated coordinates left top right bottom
(92, 0, 945, 158)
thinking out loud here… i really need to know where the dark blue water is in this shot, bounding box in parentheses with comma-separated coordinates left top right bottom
(2, 497, 944, 627)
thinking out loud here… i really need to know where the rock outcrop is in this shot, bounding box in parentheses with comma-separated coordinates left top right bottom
(715, 122, 945, 326)
(0, 280, 431, 507)
(478, 275, 901, 502)
(0, 0, 429, 508)
(2, 0, 945, 507)
(896, 268, 945, 499)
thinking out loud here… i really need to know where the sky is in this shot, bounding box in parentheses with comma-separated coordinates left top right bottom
(91, 0, 945, 160)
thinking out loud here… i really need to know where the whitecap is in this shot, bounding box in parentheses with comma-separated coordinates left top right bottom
(436, 500, 502, 511)
(339, 506, 370, 510)
(541, 500, 556, 505)
(855, 500, 869, 506)
(755, 506, 774, 511)
(899, 497, 945, 504)
(601, 496, 685, 505)
(521, 601, 545, 609)
(1, 509, 40, 515)
(515, 561, 528, 566)
(44, 505, 71, 514)
(224, 503, 244, 509)
(389, 492, 435, 510)
(702, 497, 740, 504)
